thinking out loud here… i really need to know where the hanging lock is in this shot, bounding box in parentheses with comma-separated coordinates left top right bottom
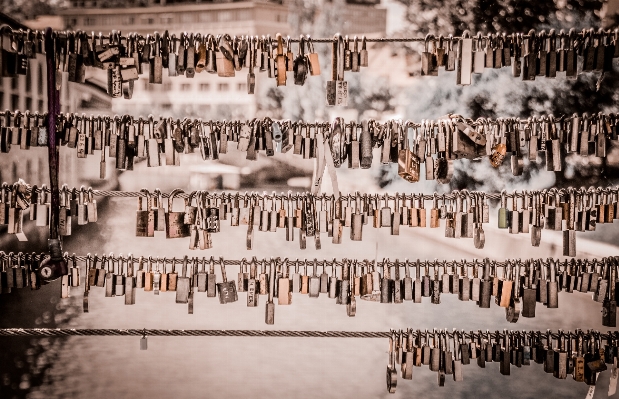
(217, 257, 238, 304)
(326, 34, 348, 106)
(165, 189, 190, 239)
(421, 35, 439, 76)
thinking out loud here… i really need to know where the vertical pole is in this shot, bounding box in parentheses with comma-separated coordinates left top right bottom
(39, 27, 67, 281)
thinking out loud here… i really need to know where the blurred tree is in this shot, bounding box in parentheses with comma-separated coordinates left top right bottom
(388, 0, 619, 191)
(3, 0, 56, 20)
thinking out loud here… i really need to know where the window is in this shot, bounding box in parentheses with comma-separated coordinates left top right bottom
(199, 12, 214, 22)
(218, 83, 229, 92)
(180, 83, 191, 91)
(84, 17, 96, 26)
(121, 16, 135, 25)
(163, 82, 172, 91)
(161, 14, 174, 24)
(67, 18, 78, 27)
(199, 83, 210, 91)
(11, 78, 18, 90)
(237, 83, 246, 92)
(141, 16, 155, 25)
(11, 95, 18, 110)
(161, 103, 172, 110)
(101, 16, 114, 25)
(26, 97, 32, 110)
(218, 11, 232, 22)
(181, 14, 195, 23)
(38, 100, 44, 111)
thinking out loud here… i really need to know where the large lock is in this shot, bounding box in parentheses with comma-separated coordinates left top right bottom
(37, 239, 68, 283)
(165, 189, 190, 238)
(421, 34, 438, 76)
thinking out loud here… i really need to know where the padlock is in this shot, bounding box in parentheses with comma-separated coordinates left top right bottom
(216, 257, 237, 304)
(306, 36, 321, 76)
(308, 261, 320, 298)
(165, 189, 190, 238)
(34, 186, 49, 227)
(326, 34, 348, 106)
(278, 259, 292, 305)
(176, 256, 191, 304)
(421, 35, 438, 76)
(216, 47, 235, 77)
(456, 31, 473, 85)
(70, 255, 80, 288)
(265, 260, 275, 325)
(123, 255, 136, 305)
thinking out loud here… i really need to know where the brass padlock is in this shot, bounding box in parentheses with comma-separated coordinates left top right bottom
(306, 36, 320, 76)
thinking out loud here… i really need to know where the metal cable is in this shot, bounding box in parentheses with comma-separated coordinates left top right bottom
(0, 328, 613, 341)
(24, 185, 619, 202)
(0, 328, 389, 338)
(2, 26, 603, 43)
(1, 251, 616, 274)
(5, 109, 610, 130)
(0, 251, 619, 277)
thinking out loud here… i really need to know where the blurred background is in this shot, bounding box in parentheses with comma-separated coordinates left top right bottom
(0, 0, 619, 398)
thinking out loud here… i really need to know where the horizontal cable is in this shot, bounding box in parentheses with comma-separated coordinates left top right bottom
(2, 252, 615, 271)
(5, 109, 610, 128)
(0, 328, 388, 338)
(21, 185, 619, 201)
(0, 328, 613, 341)
(4, 110, 616, 185)
(1, 26, 607, 43)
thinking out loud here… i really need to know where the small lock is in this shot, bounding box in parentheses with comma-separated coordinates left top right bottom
(216, 258, 238, 304)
